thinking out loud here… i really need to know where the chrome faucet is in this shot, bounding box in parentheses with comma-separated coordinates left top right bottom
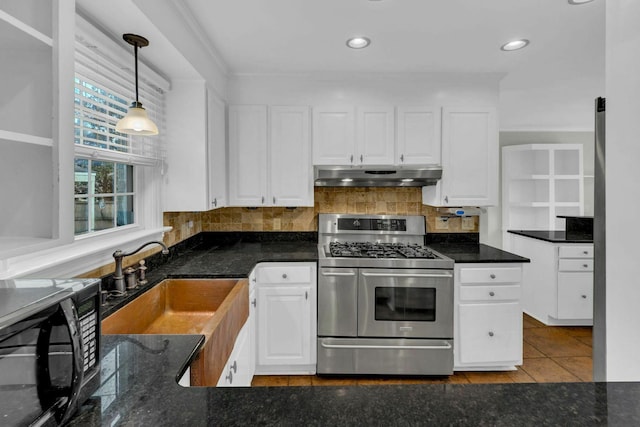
(112, 241, 169, 293)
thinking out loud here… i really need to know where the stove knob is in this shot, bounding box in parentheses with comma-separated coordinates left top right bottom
(282, 273, 288, 279)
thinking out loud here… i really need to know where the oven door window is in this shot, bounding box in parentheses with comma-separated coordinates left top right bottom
(374, 287, 436, 322)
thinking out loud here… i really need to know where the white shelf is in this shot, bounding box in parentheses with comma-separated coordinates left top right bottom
(0, 130, 53, 147)
(0, 9, 52, 46)
(502, 144, 584, 249)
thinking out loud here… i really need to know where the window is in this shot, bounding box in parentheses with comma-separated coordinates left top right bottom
(74, 159, 134, 235)
(73, 32, 166, 237)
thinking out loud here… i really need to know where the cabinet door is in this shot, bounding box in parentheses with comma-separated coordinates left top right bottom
(425, 107, 497, 206)
(207, 90, 227, 210)
(557, 272, 593, 320)
(257, 286, 312, 366)
(312, 107, 355, 165)
(270, 106, 313, 206)
(248, 287, 256, 379)
(356, 106, 394, 165)
(228, 105, 268, 206)
(458, 302, 521, 365)
(396, 107, 440, 165)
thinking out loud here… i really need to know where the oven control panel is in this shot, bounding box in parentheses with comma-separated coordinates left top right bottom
(338, 218, 406, 231)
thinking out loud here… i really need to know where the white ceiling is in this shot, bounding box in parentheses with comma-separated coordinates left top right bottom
(76, 0, 605, 131)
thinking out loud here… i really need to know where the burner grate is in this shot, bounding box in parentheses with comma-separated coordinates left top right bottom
(329, 241, 440, 259)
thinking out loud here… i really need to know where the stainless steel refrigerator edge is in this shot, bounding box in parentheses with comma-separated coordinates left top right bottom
(593, 97, 606, 381)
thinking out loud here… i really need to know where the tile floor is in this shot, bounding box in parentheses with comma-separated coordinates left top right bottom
(251, 314, 593, 387)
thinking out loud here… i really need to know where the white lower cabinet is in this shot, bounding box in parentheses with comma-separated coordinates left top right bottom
(454, 263, 523, 371)
(217, 321, 252, 387)
(508, 234, 593, 326)
(254, 262, 317, 375)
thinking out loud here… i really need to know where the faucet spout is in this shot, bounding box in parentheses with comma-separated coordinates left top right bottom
(112, 241, 169, 293)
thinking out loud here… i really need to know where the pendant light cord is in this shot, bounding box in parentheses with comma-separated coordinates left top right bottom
(134, 42, 139, 105)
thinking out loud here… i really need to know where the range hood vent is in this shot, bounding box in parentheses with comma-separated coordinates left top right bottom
(314, 166, 442, 187)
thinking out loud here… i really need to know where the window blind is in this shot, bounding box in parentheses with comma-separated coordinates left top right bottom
(74, 40, 166, 166)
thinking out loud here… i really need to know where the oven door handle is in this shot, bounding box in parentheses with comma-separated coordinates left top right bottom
(361, 272, 453, 279)
(320, 342, 453, 350)
(320, 271, 357, 277)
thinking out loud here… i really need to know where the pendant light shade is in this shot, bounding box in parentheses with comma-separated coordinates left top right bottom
(116, 34, 159, 136)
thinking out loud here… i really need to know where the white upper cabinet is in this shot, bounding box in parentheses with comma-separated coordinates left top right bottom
(312, 105, 441, 167)
(312, 107, 355, 165)
(228, 105, 313, 207)
(423, 107, 498, 207)
(270, 106, 313, 206)
(396, 107, 440, 165)
(356, 106, 395, 165)
(228, 105, 269, 206)
(208, 91, 227, 210)
(164, 82, 227, 212)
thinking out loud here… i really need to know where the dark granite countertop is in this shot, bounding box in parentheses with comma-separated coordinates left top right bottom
(100, 232, 318, 317)
(69, 335, 640, 426)
(429, 243, 530, 263)
(508, 230, 594, 244)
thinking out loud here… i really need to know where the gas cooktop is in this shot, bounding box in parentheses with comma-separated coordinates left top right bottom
(329, 242, 440, 259)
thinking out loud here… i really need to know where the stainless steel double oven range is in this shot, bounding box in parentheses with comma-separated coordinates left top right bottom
(317, 214, 455, 376)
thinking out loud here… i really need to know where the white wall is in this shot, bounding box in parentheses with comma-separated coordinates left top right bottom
(228, 73, 501, 107)
(603, 0, 640, 381)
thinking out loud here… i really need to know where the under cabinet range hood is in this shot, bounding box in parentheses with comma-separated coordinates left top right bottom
(314, 166, 442, 187)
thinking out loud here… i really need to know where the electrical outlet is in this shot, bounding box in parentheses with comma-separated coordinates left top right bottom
(188, 220, 194, 228)
(273, 218, 281, 230)
(435, 216, 449, 230)
(462, 216, 475, 230)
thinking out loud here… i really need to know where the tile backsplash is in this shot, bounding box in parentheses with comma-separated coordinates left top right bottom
(163, 188, 479, 247)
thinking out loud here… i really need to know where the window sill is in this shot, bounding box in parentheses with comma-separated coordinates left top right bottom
(0, 226, 172, 279)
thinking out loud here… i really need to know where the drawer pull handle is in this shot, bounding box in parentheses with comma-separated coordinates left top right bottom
(282, 273, 288, 279)
(489, 291, 495, 297)
(581, 295, 587, 299)
(230, 361, 237, 374)
(251, 298, 256, 307)
(583, 264, 588, 268)
(226, 369, 233, 384)
(488, 331, 494, 337)
(490, 274, 496, 279)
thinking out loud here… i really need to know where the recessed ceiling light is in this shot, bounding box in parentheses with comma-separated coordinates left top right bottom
(500, 39, 530, 51)
(346, 37, 371, 49)
(568, 0, 595, 4)
(341, 178, 354, 182)
(401, 178, 414, 182)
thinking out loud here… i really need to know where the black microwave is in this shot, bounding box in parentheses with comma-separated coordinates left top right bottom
(0, 279, 101, 426)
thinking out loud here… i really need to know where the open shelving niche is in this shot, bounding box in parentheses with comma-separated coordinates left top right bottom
(502, 144, 584, 249)
(0, 2, 61, 259)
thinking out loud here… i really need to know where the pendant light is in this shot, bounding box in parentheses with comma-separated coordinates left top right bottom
(116, 33, 159, 136)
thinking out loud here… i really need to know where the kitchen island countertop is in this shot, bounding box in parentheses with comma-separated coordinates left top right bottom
(70, 334, 640, 426)
(508, 229, 594, 243)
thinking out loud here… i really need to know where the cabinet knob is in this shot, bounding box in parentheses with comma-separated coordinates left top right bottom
(583, 264, 588, 268)
(400, 154, 404, 163)
(225, 369, 233, 384)
(273, 196, 276, 204)
(488, 331, 494, 337)
(230, 360, 237, 374)
(251, 276, 256, 282)
(583, 251, 589, 255)
(581, 295, 587, 299)
(251, 298, 257, 307)
(489, 291, 495, 297)
(490, 274, 496, 279)
(444, 196, 449, 204)
(282, 273, 288, 279)
(213, 198, 217, 207)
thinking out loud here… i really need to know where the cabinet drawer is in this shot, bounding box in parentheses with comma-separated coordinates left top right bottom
(557, 272, 593, 320)
(257, 265, 313, 284)
(459, 285, 520, 302)
(558, 259, 593, 272)
(459, 267, 522, 284)
(558, 245, 593, 258)
(458, 302, 522, 365)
